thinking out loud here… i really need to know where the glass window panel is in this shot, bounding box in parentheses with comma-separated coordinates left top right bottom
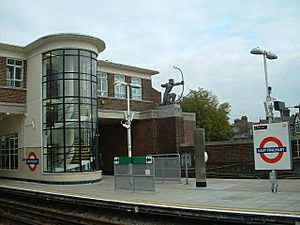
(51, 73, 63, 81)
(6, 80, 13, 86)
(80, 97, 90, 104)
(92, 82, 97, 96)
(80, 122, 92, 129)
(91, 52, 97, 59)
(64, 80, 79, 96)
(51, 55, 63, 73)
(64, 128, 79, 147)
(92, 59, 97, 75)
(7, 59, 14, 65)
(15, 67, 22, 80)
(80, 50, 91, 57)
(80, 80, 91, 97)
(65, 49, 79, 55)
(65, 55, 79, 72)
(65, 104, 79, 120)
(65, 97, 79, 104)
(65, 72, 78, 79)
(65, 122, 80, 129)
(80, 73, 92, 81)
(16, 60, 23, 66)
(43, 58, 51, 76)
(81, 129, 92, 146)
(51, 129, 64, 146)
(80, 104, 92, 120)
(80, 56, 91, 74)
(114, 74, 126, 99)
(7, 66, 14, 79)
(52, 50, 63, 56)
(52, 80, 64, 97)
(15, 81, 21, 87)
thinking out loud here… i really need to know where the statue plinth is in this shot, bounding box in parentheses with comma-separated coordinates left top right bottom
(156, 104, 181, 110)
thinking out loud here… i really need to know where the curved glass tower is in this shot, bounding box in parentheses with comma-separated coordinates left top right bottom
(42, 49, 98, 172)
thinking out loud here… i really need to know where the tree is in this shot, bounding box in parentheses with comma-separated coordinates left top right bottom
(178, 88, 233, 141)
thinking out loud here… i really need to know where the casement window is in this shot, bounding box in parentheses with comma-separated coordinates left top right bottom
(114, 74, 126, 99)
(131, 77, 142, 100)
(97, 71, 108, 97)
(6, 58, 23, 88)
(0, 134, 18, 170)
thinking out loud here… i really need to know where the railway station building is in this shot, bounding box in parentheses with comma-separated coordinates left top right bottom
(0, 33, 195, 184)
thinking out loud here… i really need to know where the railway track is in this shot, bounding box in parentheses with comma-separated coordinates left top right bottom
(0, 199, 122, 225)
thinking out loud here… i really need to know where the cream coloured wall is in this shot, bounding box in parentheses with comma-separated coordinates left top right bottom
(0, 34, 105, 183)
(0, 116, 24, 147)
(24, 54, 43, 148)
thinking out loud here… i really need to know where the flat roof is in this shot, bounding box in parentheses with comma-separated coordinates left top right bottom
(98, 60, 159, 76)
(0, 33, 106, 53)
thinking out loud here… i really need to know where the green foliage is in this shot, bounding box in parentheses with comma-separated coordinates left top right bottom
(178, 88, 233, 141)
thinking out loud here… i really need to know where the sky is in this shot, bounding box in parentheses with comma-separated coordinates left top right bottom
(0, 0, 299, 122)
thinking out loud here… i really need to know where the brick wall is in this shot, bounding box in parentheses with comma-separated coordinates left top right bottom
(151, 88, 161, 105)
(0, 57, 27, 103)
(183, 120, 196, 145)
(99, 73, 157, 111)
(100, 116, 190, 174)
(98, 98, 156, 111)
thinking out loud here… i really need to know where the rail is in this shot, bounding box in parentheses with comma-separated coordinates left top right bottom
(0, 198, 123, 225)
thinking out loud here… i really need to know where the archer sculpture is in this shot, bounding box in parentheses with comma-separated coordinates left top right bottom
(160, 66, 185, 105)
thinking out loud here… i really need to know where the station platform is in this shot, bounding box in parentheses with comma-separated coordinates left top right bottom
(0, 176, 300, 224)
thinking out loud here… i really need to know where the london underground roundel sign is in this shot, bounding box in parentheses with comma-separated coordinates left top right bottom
(253, 122, 292, 170)
(26, 152, 39, 172)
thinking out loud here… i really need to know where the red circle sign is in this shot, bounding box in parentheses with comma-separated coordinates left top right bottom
(259, 137, 284, 163)
(27, 152, 38, 172)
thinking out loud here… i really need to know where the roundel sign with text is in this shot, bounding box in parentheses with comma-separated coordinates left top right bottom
(26, 152, 39, 172)
(253, 122, 292, 170)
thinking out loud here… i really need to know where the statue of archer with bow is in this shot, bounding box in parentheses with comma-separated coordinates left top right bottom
(161, 66, 184, 105)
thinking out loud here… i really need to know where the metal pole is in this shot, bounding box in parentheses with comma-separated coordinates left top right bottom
(263, 53, 277, 193)
(297, 139, 300, 159)
(127, 84, 132, 158)
(185, 153, 188, 184)
(262, 53, 269, 102)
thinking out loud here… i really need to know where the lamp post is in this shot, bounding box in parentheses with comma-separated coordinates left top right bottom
(114, 81, 141, 158)
(250, 47, 278, 193)
(250, 47, 278, 123)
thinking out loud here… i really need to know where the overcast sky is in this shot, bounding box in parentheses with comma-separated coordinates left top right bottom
(1, 0, 299, 122)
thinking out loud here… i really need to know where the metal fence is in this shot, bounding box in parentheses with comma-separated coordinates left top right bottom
(151, 154, 181, 183)
(114, 157, 155, 192)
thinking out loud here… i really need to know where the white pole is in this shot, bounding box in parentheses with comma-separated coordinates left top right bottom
(127, 84, 132, 158)
(263, 52, 277, 193)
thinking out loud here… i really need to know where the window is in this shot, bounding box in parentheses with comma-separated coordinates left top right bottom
(131, 77, 142, 100)
(97, 72, 108, 97)
(0, 134, 18, 170)
(114, 74, 126, 99)
(6, 59, 23, 88)
(42, 49, 98, 173)
(295, 117, 300, 133)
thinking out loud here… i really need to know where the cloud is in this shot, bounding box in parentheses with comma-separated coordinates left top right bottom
(1, 0, 299, 122)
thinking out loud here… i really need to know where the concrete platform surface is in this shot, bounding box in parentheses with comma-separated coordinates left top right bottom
(0, 176, 300, 220)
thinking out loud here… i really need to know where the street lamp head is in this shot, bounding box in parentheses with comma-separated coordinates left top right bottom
(266, 51, 278, 60)
(250, 47, 264, 55)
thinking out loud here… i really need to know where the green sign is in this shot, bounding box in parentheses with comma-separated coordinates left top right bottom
(114, 156, 153, 164)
